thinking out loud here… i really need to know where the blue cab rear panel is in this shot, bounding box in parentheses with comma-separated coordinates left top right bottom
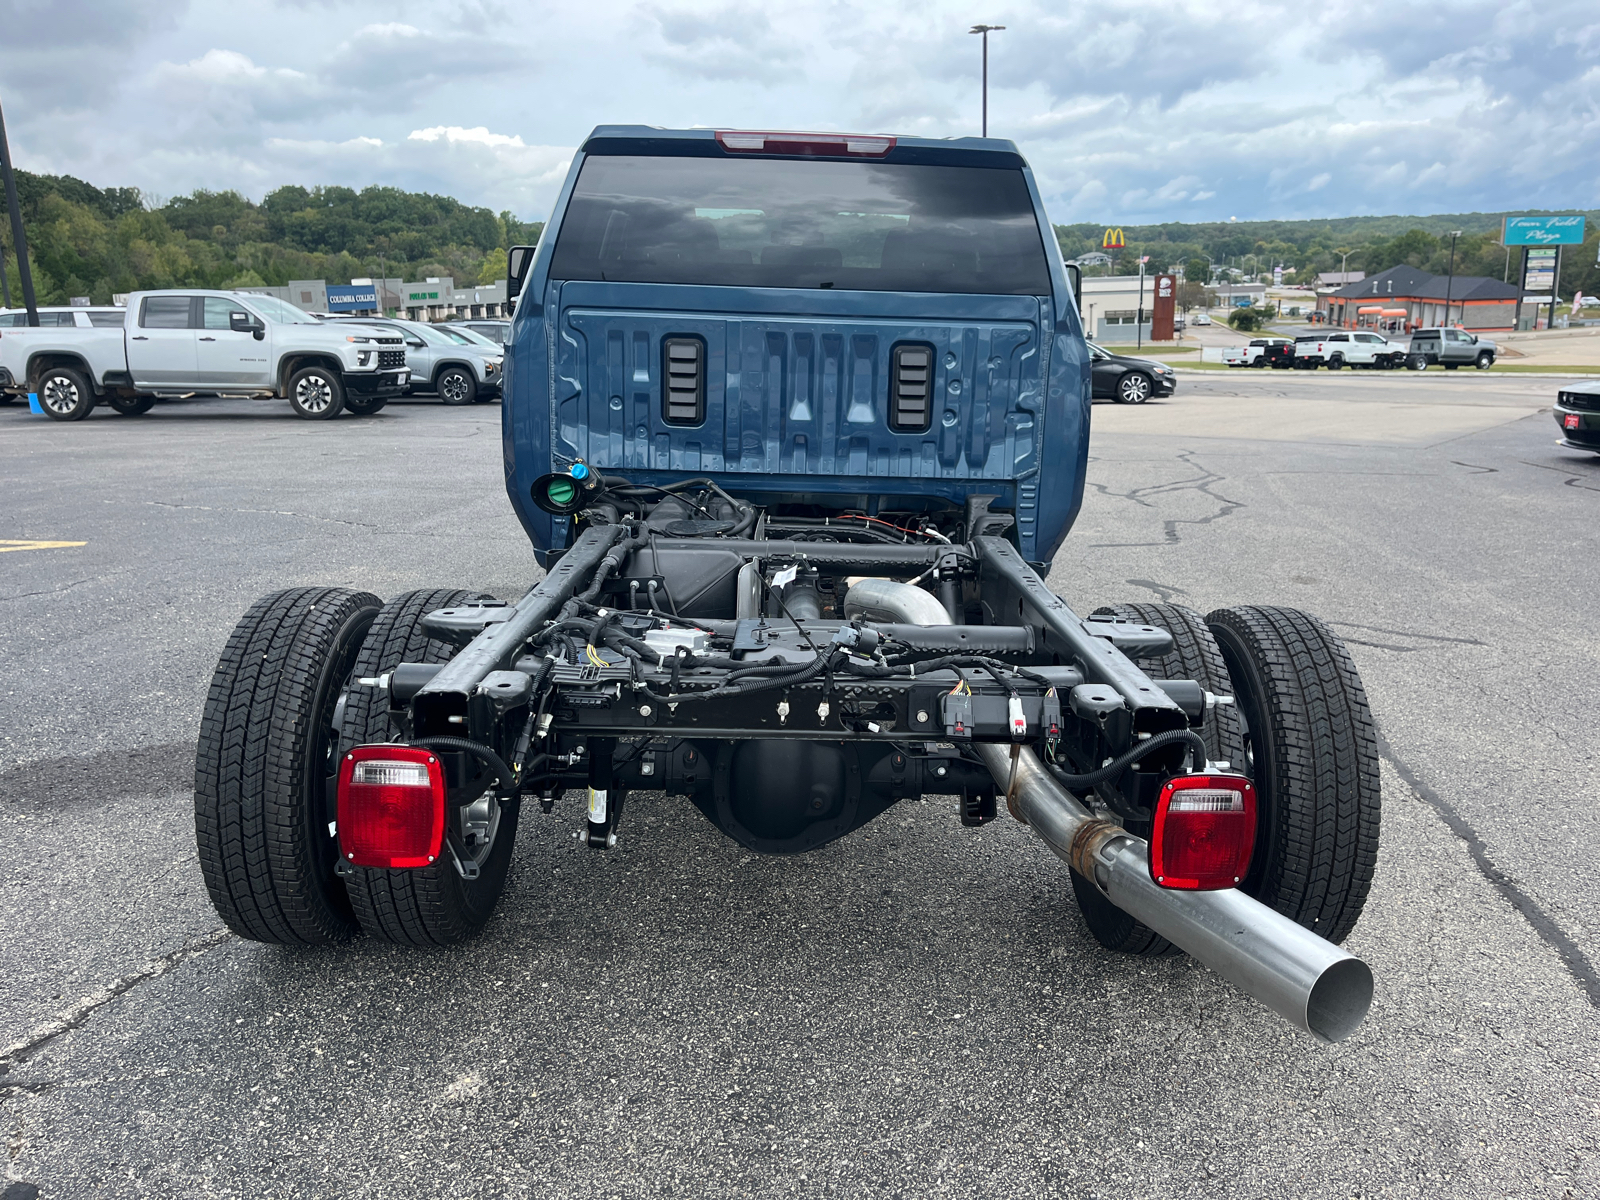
(503, 128, 1091, 566)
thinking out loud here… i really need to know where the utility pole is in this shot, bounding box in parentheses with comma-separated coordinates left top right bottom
(0, 91, 40, 326)
(1549, 245, 1562, 332)
(969, 25, 1005, 137)
(1443, 230, 1462, 327)
(1136, 255, 1147, 350)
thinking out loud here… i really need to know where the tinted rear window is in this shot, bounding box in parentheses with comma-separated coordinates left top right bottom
(87, 310, 126, 327)
(549, 155, 1052, 295)
(0, 311, 77, 326)
(141, 296, 194, 328)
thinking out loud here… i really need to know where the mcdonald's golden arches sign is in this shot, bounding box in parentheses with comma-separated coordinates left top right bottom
(1102, 228, 1125, 249)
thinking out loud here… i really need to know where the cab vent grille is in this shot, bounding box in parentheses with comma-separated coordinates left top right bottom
(890, 344, 934, 432)
(663, 337, 705, 425)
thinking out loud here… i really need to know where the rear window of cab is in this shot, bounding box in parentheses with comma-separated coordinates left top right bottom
(548, 154, 1053, 296)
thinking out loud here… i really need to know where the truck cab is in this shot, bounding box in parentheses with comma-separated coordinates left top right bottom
(501, 126, 1089, 567)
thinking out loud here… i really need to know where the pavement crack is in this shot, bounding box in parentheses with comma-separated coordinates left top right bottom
(1449, 460, 1499, 474)
(137, 500, 386, 530)
(1329, 621, 1487, 646)
(0, 928, 232, 1074)
(1090, 450, 1245, 548)
(1377, 734, 1600, 1009)
(1124, 578, 1190, 603)
(1514, 460, 1600, 493)
(0, 579, 100, 603)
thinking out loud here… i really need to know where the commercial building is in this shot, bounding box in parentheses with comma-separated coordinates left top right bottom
(238, 276, 510, 321)
(1319, 265, 1519, 332)
(1079, 275, 1160, 342)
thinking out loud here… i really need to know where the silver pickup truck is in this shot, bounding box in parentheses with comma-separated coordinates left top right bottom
(1406, 327, 1496, 371)
(0, 290, 410, 421)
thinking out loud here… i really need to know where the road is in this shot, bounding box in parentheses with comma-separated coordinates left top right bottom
(2, 377, 1597, 1199)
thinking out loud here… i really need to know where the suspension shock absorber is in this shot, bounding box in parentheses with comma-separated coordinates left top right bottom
(585, 736, 620, 849)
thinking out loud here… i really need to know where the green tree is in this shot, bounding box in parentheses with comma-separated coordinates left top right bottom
(1185, 257, 1210, 285)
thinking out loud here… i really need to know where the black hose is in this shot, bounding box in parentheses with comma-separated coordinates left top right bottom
(1045, 728, 1208, 791)
(638, 649, 836, 705)
(412, 737, 518, 794)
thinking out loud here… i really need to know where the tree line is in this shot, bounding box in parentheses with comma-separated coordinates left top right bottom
(1054, 212, 1600, 299)
(5, 168, 1597, 307)
(1, 170, 544, 306)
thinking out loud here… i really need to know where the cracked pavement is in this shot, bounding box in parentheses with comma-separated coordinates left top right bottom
(2, 379, 1598, 1198)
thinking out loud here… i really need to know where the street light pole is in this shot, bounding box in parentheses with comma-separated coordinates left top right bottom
(969, 25, 1005, 137)
(1443, 230, 1462, 327)
(0, 91, 40, 326)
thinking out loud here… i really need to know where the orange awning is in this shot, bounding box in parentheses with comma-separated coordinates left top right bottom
(1356, 305, 1384, 314)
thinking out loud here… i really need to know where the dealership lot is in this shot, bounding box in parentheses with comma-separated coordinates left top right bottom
(2, 377, 1597, 1198)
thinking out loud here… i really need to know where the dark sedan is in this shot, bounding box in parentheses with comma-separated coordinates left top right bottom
(1089, 342, 1178, 403)
(1554, 380, 1600, 454)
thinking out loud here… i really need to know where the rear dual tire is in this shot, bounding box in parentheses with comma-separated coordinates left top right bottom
(1074, 604, 1245, 955)
(1069, 603, 1380, 954)
(339, 589, 519, 946)
(194, 586, 518, 947)
(194, 587, 381, 944)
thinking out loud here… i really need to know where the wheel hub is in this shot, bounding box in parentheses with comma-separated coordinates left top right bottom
(41, 377, 80, 414)
(296, 376, 333, 412)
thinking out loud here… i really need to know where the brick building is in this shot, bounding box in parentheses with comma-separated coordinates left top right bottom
(1319, 265, 1519, 332)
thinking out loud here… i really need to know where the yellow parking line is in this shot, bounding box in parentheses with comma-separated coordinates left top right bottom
(0, 540, 87, 552)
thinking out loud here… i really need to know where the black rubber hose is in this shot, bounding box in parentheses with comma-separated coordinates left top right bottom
(412, 737, 518, 794)
(638, 650, 836, 705)
(1045, 727, 1208, 791)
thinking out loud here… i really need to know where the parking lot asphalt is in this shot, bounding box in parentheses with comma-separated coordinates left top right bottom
(2, 379, 1598, 1199)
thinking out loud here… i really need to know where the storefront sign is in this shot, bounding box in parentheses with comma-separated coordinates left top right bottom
(1151, 274, 1176, 340)
(326, 285, 378, 312)
(1523, 247, 1558, 294)
(1504, 215, 1586, 246)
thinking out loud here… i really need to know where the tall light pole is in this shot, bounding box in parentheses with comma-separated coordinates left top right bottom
(969, 24, 1005, 137)
(0, 91, 39, 326)
(1443, 230, 1462, 328)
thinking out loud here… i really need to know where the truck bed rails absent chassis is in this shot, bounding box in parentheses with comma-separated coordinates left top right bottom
(194, 126, 1380, 1045)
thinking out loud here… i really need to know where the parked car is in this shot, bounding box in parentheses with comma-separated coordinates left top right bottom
(1293, 330, 1408, 371)
(1089, 341, 1178, 402)
(0, 290, 409, 420)
(1554, 381, 1600, 454)
(1191, 313, 1212, 326)
(0, 306, 127, 329)
(332, 317, 502, 403)
(1407, 328, 1495, 371)
(453, 319, 511, 345)
(1222, 336, 1293, 368)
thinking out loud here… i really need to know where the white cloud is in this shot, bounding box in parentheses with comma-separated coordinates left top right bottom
(409, 126, 528, 149)
(1, 0, 1597, 224)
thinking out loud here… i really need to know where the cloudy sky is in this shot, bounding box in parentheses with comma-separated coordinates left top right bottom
(2, 0, 1597, 225)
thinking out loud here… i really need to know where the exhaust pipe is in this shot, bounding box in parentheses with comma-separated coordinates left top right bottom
(977, 743, 1373, 1042)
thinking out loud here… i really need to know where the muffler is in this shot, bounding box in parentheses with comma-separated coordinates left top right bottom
(976, 743, 1373, 1042)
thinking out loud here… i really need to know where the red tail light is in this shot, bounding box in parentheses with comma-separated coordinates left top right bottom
(337, 746, 447, 868)
(716, 130, 895, 157)
(1150, 773, 1256, 890)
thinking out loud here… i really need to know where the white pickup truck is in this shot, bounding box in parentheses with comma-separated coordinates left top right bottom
(0, 290, 410, 421)
(1291, 330, 1408, 371)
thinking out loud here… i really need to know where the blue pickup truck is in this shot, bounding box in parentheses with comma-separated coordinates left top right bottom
(194, 127, 1381, 1042)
